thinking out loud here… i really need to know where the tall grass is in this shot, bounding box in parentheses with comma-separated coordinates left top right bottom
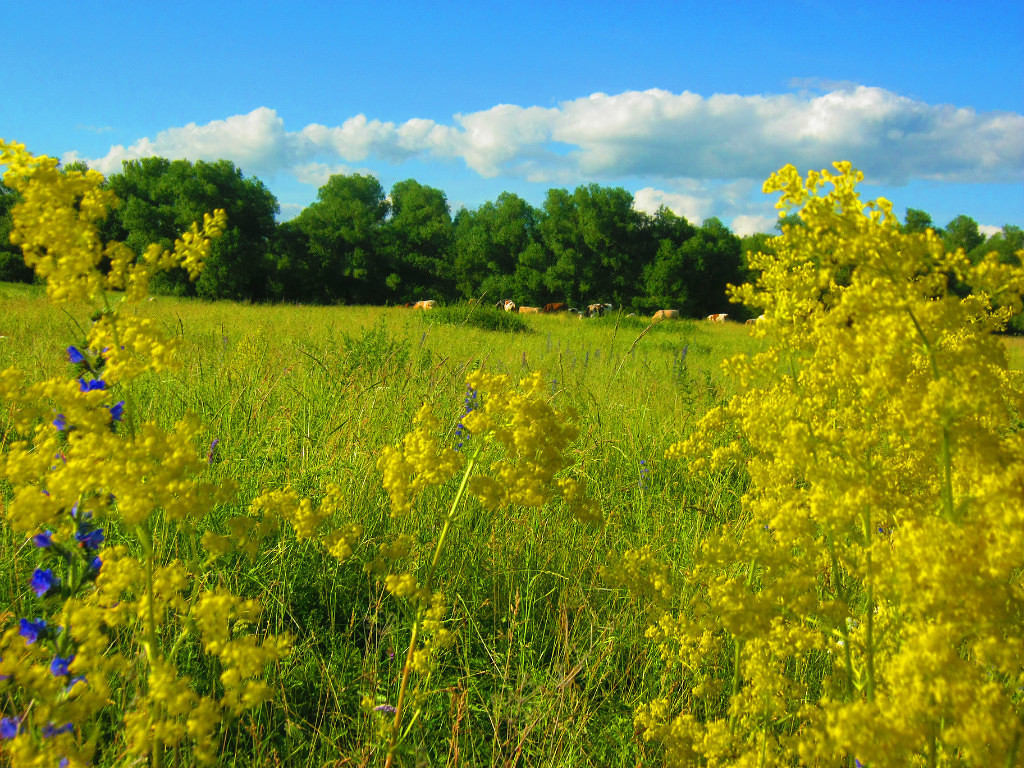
(3, 288, 1018, 765)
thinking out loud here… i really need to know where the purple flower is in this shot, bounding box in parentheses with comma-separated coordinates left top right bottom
(30, 568, 60, 597)
(77, 377, 106, 392)
(207, 438, 220, 465)
(0, 716, 22, 739)
(50, 655, 74, 677)
(53, 414, 68, 431)
(109, 400, 125, 423)
(74, 525, 104, 551)
(66, 674, 87, 689)
(67, 346, 85, 364)
(374, 704, 397, 715)
(32, 530, 54, 548)
(42, 722, 74, 738)
(18, 618, 47, 645)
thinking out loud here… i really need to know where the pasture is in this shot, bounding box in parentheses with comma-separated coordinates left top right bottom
(0, 284, 764, 766)
(2, 277, 1022, 767)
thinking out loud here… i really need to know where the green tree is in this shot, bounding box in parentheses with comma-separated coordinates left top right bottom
(684, 217, 743, 317)
(942, 214, 985, 255)
(0, 178, 32, 283)
(639, 206, 698, 312)
(451, 192, 540, 302)
(384, 179, 454, 302)
(970, 224, 1023, 265)
(106, 157, 279, 300)
(289, 173, 390, 303)
(903, 207, 938, 235)
(538, 184, 644, 307)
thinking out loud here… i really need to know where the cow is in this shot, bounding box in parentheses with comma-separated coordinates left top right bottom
(706, 313, 728, 323)
(653, 309, 680, 321)
(586, 303, 605, 318)
(543, 302, 567, 313)
(503, 299, 517, 312)
(518, 306, 540, 314)
(413, 300, 437, 310)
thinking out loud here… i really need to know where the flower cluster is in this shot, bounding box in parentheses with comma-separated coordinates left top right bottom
(0, 140, 288, 767)
(639, 162, 1024, 765)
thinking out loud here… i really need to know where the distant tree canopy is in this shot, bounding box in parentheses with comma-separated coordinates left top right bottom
(0, 156, 1019, 322)
(104, 157, 279, 301)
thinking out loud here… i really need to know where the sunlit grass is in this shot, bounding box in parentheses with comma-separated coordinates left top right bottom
(0, 287, 763, 765)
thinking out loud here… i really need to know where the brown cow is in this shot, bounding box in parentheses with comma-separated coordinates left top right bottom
(706, 313, 728, 323)
(543, 302, 567, 313)
(412, 299, 437, 310)
(586, 303, 605, 318)
(518, 306, 540, 314)
(653, 309, 680, 321)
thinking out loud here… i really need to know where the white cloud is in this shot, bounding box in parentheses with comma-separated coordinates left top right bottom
(730, 214, 779, 237)
(633, 187, 712, 224)
(86, 107, 289, 176)
(979, 224, 1004, 238)
(77, 86, 1024, 207)
(291, 162, 378, 187)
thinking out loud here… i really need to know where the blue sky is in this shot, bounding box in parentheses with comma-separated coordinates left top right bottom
(5, 0, 1022, 235)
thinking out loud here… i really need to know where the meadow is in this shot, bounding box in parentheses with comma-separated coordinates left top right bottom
(2, 153, 1021, 768)
(1, 282, 771, 766)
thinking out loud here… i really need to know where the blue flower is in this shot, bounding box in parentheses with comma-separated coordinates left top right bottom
(30, 568, 60, 597)
(74, 525, 104, 551)
(49, 655, 74, 678)
(32, 530, 54, 548)
(53, 414, 68, 431)
(77, 377, 106, 392)
(18, 618, 47, 645)
(66, 346, 85, 364)
(109, 400, 125, 423)
(88, 556, 102, 573)
(42, 722, 74, 738)
(374, 703, 397, 715)
(207, 438, 220, 465)
(0, 716, 22, 739)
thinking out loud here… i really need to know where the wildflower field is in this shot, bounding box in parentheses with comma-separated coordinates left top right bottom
(0, 143, 1021, 767)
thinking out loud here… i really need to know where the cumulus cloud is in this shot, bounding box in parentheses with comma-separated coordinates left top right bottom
(76, 86, 1024, 201)
(633, 187, 713, 224)
(291, 162, 379, 187)
(730, 214, 780, 237)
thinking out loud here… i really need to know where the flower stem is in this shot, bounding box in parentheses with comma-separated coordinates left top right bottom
(384, 444, 480, 768)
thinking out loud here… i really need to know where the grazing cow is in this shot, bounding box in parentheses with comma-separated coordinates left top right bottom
(503, 299, 517, 312)
(586, 303, 605, 318)
(706, 313, 728, 323)
(543, 302, 567, 313)
(518, 306, 540, 314)
(413, 299, 437, 310)
(653, 309, 680, 321)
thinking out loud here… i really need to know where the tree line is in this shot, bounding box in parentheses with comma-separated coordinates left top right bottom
(0, 157, 1020, 318)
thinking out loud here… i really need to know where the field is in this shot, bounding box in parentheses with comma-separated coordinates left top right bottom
(0, 282, 779, 766)
(3, 148, 1023, 768)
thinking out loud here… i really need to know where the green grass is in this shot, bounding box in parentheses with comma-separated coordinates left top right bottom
(5, 285, 986, 766)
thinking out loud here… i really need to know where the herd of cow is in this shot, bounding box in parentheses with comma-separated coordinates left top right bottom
(401, 300, 760, 324)
(491, 300, 614, 317)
